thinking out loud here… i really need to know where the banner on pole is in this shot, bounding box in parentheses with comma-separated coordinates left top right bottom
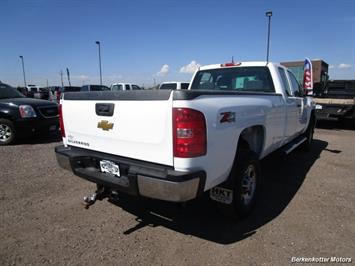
(303, 58, 313, 95)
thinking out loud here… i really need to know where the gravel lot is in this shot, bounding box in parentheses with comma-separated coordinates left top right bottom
(0, 123, 354, 266)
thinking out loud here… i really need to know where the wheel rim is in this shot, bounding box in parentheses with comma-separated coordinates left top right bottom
(0, 124, 12, 142)
(241, 164, 257, 205)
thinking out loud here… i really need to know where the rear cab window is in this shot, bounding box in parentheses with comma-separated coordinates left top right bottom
(190, 67, 275, 92)
(112, 84, 123, 91)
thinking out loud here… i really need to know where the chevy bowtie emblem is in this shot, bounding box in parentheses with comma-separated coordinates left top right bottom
(97, 120, 114, 131)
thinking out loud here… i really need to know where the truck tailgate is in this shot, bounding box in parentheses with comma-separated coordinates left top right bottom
(61, 91, 174, 166)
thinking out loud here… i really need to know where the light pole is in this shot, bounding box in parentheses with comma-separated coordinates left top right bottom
(19, 55, 27, 87)
(95, 41, 102, 86)
(265, 11, 272, 63)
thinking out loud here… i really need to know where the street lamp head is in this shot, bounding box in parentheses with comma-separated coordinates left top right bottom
(266, 11, 272, 17)
(95, 41, 100, 45)
(19, 55, 23, 59)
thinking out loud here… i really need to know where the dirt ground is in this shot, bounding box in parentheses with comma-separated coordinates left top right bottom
(0, 121, 354, 265)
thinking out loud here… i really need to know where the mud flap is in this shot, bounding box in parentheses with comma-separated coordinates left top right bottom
(210, 186, 233, 204)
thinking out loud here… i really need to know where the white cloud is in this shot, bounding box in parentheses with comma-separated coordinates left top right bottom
(329, 65, 335, 69)
(180, 60, 201, 74)
(73, 75, 89, 81)
(157, 64, 170, 76)
(338, 63, 352, 69)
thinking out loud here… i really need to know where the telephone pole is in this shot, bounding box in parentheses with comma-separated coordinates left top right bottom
(19, 55, 27, 87)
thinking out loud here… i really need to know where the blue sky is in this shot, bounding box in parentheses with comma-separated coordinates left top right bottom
(0, 0, 354, 87)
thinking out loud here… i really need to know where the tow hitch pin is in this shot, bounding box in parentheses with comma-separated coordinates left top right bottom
(83, 193, 98, 209)
(82, 185, 112, 209)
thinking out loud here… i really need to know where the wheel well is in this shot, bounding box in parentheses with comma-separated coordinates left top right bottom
(238, 125, 265, 157)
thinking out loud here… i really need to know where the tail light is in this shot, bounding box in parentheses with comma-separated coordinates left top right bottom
(173, 108, 206, 158)
(220, 62, 241, 67)
(59, 104, 65, 137)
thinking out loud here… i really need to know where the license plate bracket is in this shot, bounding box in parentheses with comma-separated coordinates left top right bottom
(100, 160, 120, 177)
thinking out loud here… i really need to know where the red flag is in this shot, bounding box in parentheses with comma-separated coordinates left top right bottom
(303, 58, 313, 95)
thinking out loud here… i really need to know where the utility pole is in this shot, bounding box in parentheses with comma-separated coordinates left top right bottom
(95, 41, 102, 86)
(19, 55, 27, 87)
(265, 11, 273, 63)
(66, 68, 71, 86)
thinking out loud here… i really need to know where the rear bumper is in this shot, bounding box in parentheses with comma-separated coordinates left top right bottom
(55, 145, 206, 202)
(315, 104, 355, 120)
(14, 117, 59, 136)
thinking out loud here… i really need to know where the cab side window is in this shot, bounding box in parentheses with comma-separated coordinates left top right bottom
(112, 84, 123, 91)
(132, 85, 141, 90)
(278, 67, 292, 96)
(288, 71, 303, 97)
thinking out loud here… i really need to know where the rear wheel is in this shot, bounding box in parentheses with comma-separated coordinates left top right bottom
(216, 149, 261, 219)
(0, 119, 16, 145)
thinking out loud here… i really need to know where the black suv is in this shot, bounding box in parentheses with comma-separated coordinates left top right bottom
(0, 82, 59, 145)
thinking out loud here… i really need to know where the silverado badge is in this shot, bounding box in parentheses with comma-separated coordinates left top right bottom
(97, 120, 114, 131)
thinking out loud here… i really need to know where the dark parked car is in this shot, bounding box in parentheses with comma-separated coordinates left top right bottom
(80, 85, 110, 91)
(0, 82, 59, 145)
(50, 86, 81, 102)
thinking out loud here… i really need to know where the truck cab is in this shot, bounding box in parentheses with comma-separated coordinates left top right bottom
(110, 83, 142, 91)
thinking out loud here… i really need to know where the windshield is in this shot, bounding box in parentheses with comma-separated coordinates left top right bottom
(0, 84, 25, 99)
(190, 67, 275, 93)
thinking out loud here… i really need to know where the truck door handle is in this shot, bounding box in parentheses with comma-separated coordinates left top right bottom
(297, 104, 302, 107)
(96, 103, 115, 116)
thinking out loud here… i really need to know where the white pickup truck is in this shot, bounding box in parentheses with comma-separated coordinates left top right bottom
(55, 61, 315, 218)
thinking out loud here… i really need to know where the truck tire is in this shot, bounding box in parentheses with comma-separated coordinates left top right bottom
(217, 149, 261, 219)
(0, 119, 16, 145)
(300, 114, 316, 152)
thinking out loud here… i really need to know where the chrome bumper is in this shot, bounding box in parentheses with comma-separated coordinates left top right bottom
(55, 145, 205, 202)
(137, 175, 200, 202)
